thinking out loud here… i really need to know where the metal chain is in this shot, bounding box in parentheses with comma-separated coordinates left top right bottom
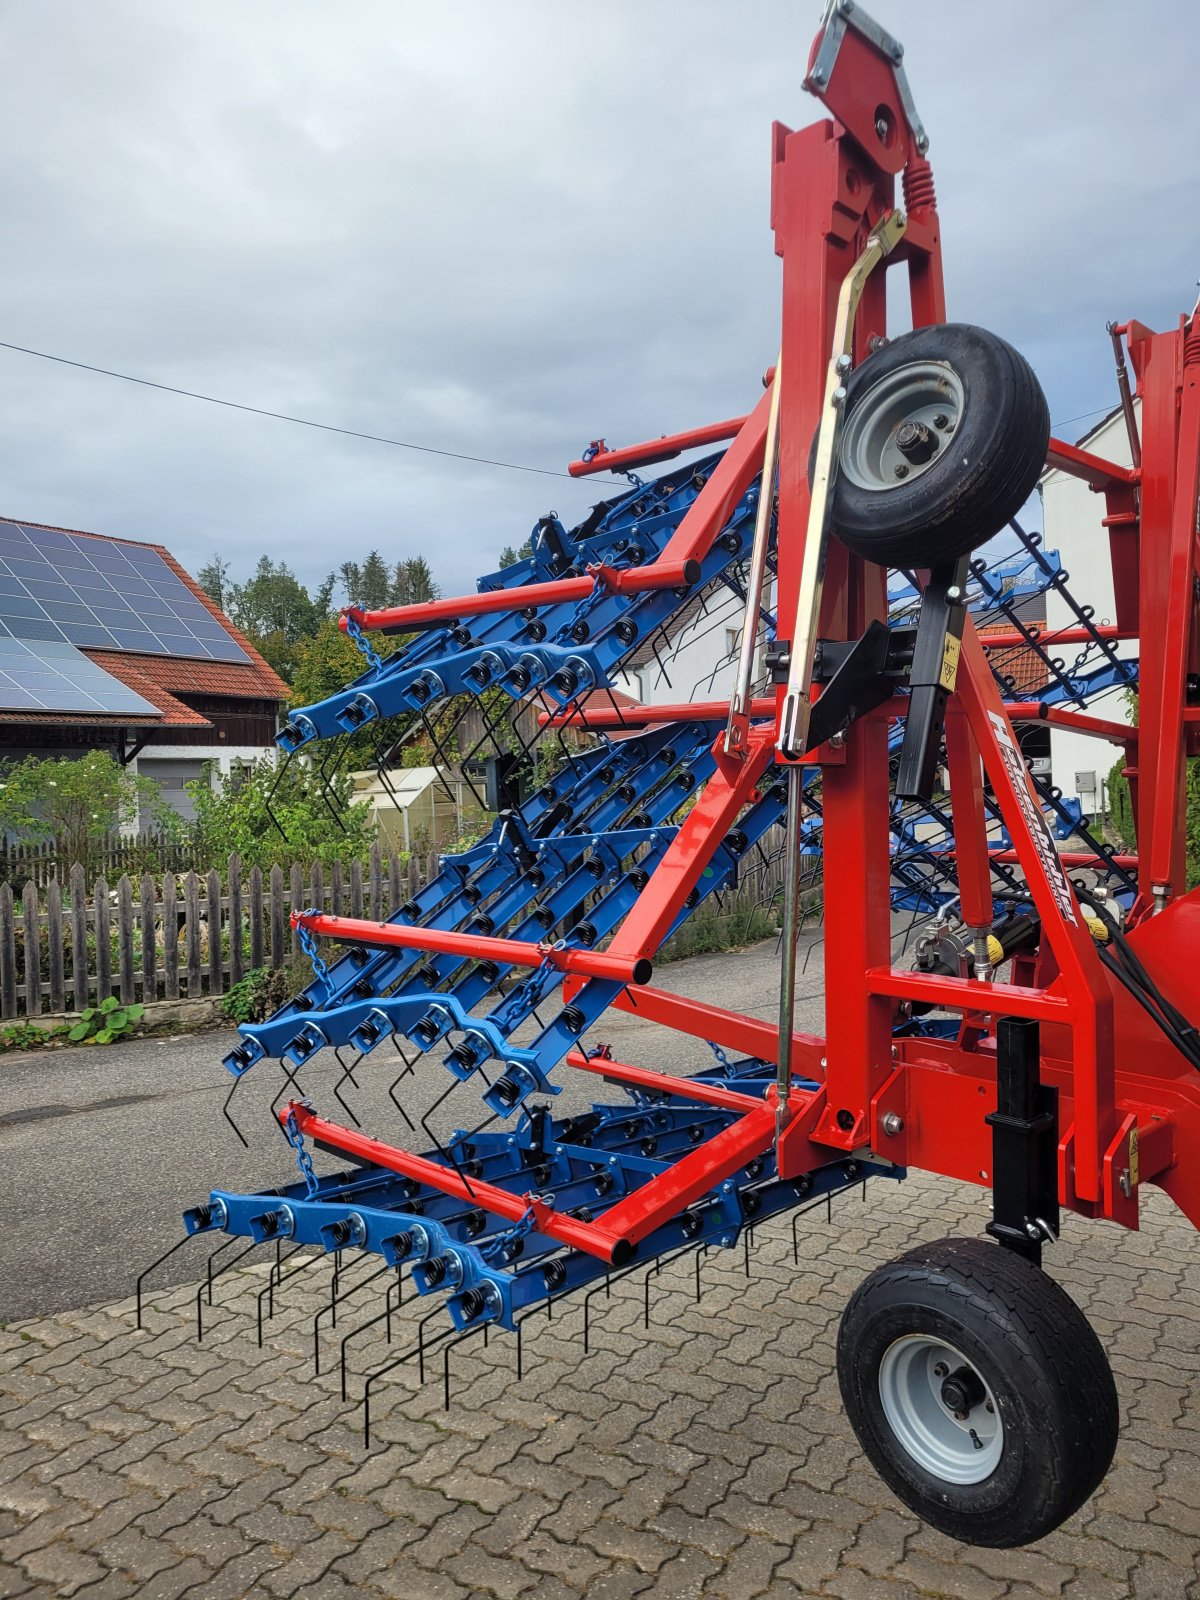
(295, 908, 332, 991)
(480, 1201, 538, 1262)
(343, 610, 384, 673)
(284, 1106, 320, 1197)
(706, 1039, 736, 1074)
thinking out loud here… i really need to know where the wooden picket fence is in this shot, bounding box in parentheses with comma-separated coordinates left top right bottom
(0, 831, 202, 889)
(0, 843, 438, 1020)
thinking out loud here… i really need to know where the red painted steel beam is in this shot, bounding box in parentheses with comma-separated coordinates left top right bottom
(539, 697, 776, 729)
(565, 1048, 763, 1112)
(568, 415, 749, 478)
(1003, 704, 1136, 743)
(342, 577, 594, 634)
(284, 1102, 625, 1261)
(868, 967, 1071, 1020)
(980, 623, 1132, 650)
(592, 1101, 782, 1246)
(598, 982, 827, 1079)
(1044, 437, 1140, 489)
(607, 727, 775, 959)
(291, 911, 652, 987)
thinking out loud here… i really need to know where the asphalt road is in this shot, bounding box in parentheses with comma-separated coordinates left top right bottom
(0, 934, 833, 1322)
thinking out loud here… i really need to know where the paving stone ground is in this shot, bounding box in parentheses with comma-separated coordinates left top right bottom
(2, 1168, 1199, 1600)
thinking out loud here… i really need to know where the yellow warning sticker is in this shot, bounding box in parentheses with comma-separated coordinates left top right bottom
(939, 634, 962, 691)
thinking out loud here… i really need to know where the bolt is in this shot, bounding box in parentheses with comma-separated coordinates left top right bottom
(891, 42, 904, 61)
(985, 1400, 994, 1413)
(882, 1112, 904, 1137)
(810, 68, 827, 87)
(934, 1362, 948, 1378)
(835, 353, 852, 375)
(947, 585, 963, 603)
(832, 385, 848, 406)
(1025, 1221, 1041, 1240)
(875, 116, 889, 141)
(894, 463, 909, 479)
(829, 730, 846, 749)
(954, 1409, 969, 1422)
(934, 412, 950, 429)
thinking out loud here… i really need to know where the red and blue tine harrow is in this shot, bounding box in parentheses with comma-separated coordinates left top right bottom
(152, 0, 1200, 1550)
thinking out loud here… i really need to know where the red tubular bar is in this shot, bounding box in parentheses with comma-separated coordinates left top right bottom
(539, 696, 776, 729)
(568, 415, 749, 478)
(591, 1099, 794, 1246)
(342, 576, 594, 634)
(869, 967, 1071, 1020)
(1044, 437, 1140, 490)
(284, 1101, 625, 1262)
(980, 623, 1131, 650)
(564, 1048, 763, 1112)
(291, 911, 652, 986)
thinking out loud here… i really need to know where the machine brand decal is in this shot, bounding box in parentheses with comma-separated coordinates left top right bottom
(987, 710, 1077, 925)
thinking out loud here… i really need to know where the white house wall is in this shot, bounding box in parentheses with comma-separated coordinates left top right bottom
(1040, 406, 1138, 810)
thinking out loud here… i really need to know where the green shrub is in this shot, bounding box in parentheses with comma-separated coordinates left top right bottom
(222, 964, 303, 1025)
(0, 1021, 71, 1051)
(67, 996, 145, 1045)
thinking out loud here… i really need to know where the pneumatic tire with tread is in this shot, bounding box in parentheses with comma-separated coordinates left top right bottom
(820, 323, 1050, 568)
(836, 1236, 1118, 1547)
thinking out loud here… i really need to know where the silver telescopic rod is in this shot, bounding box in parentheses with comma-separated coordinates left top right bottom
(775, 762, 806, 1137)
(725, 357, 783, 759)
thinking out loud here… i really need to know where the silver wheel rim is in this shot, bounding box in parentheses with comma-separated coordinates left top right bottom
(878, 1334, 1003, 1484)
(839, 359, 964, 492)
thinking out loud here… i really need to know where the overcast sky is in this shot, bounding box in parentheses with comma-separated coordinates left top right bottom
(0, 1, 1194, 601)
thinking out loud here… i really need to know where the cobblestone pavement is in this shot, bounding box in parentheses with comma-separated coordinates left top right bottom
(2, 1169, 1199, 1600)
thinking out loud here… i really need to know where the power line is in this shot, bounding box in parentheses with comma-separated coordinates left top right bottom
(1051, 403, 1118, 432)
(0, 338, 623, 484)
(0, 333, 1121, 478)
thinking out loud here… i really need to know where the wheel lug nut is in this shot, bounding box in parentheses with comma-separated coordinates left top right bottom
(985, 1400, 994, 1413)
(894, 464, 909, 479)
(934, 412, 950, 429)
(955, 1409, 969, 1421)
(933, 1362, 948, 1377)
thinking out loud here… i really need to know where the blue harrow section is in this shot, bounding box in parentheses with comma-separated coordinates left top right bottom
(178, 444, 1138, 1374)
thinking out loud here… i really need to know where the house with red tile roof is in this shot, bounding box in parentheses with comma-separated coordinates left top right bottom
(0, 518, 287, 818)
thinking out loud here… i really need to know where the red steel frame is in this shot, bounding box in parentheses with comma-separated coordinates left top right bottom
(304, 14, 1200, 1251)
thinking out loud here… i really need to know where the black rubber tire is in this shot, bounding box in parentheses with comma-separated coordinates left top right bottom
(818, 323, 1049, 568)
(836, 1237, 1118, 1547)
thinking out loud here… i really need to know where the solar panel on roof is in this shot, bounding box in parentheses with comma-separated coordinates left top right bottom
(0, 638, 162, 717)
(0, 522, 249, 662)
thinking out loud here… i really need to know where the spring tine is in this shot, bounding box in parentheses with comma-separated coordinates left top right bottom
(256, 1243, 312, 1347)
(442, 1320, 493, 1411)
(331, 1046, 364, 1129)
(135, 1233, 196, 1330)
(197, 1239, 260, 1341)
(221, 1076, 250, 1149)
(313, 1262, 391, 1374)
(362, 1320, 456, 1448)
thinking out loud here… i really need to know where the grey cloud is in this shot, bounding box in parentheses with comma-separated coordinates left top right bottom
(0, 0, 1194, 598)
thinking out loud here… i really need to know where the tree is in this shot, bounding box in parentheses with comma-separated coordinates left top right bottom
(225, 557, 323, 679)
(187, 755, 375, 870)
(390, 556, 440, 606)
(0, 751, 179, 867)
(196, 555, 231, 611)
(339, 551, 392, 611)
(499, 539, 533, 569)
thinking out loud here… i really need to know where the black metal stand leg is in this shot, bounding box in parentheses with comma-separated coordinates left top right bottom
(986, 1016, 1059, 1266)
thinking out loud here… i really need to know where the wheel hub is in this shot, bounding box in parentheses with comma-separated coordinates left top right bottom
(878, 1334, 1003, 1484)
(838, 359, 964, 493)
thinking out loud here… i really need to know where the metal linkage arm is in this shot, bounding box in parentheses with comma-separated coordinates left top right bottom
(777, 208, 907, 760)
